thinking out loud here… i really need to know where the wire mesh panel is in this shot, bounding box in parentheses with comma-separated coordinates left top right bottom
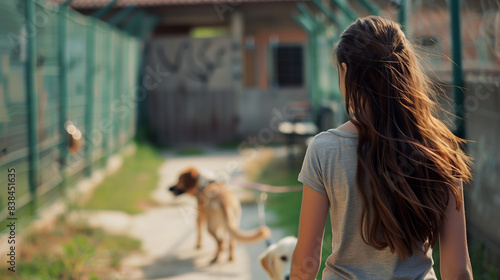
(123, 36, 132, 144)
(102, 24, 114, 157)
(109, 31, 119, 154)
(0, 0, 30, 223)
(409, 0, 500, 76)
(117, 33, 127, 148)
(65, 9, 88, 175)
(92, 22, 106, 162)
(0, 1, 141, 227)
(123, 36, 140, 144)
(34, 0, 63, 204)
(316, 34, 335, 99)
(410, 0, 500, 271)
(127, 38, 140, 140)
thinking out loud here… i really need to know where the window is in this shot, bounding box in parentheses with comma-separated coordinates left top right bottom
(271, 45, 303, 87)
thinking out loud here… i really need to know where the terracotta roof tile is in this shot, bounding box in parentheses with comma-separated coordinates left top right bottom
(49, 0, 304, 9)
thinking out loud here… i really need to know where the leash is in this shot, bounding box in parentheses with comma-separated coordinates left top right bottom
(256, 191, 276, 246)
(231, 178, 303, 193)
(229, 174, 303, 246)
(257, 192, 268, 228)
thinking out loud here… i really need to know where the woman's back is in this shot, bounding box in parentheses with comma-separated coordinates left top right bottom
(299, 129, 436, 279)
(290, 16, 472, 280)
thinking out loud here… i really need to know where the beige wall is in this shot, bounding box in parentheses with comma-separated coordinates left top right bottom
(145, 1, 310, 141)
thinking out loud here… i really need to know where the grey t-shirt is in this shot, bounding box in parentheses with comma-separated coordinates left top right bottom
(298, 128, 437, 280)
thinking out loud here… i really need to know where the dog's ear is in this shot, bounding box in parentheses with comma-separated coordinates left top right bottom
(259, 245, 277, 279)
(178, 168, 199, 192)
(187, 167, 198, 179)
(184, 168, 199, 187)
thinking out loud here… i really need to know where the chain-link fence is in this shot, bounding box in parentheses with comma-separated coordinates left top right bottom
(0, 0, 141, 227)
(409, 0, 500, 274)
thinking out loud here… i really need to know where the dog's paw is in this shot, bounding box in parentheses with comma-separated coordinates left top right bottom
(209, 257, 218, 264)
(196, 243, 202, 249)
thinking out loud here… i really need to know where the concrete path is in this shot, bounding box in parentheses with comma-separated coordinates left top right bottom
(94, 148, 288, 280)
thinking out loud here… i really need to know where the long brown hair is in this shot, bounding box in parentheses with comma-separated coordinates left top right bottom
(334, 16, 472, 259)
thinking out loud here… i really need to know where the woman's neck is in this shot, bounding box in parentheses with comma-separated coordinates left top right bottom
(336, 120, 358, 134)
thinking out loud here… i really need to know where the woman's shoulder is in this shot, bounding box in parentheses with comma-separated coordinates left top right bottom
(307, 122, 358, 156)
(313, 121, 358, 141)
(326, 127, 358, 139)
(308, 127, 357, 151)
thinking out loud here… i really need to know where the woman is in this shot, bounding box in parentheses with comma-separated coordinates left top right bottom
(291, 16, 473, 280)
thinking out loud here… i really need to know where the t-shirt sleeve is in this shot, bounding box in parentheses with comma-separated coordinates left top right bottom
(298, 139, 326, 195)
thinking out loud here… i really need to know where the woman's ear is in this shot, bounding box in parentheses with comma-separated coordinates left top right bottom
(338, 62, 348, 99)
(337, 62, 347, 79)
(339, 62, 348, 79)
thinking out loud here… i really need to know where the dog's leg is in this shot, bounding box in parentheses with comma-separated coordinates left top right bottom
(207, 228, 223, 264)
(228, 202, 239, 261)
(228, 237, 235, 261)
(212, 238, 224, 264)
(196, 210, 205, 249)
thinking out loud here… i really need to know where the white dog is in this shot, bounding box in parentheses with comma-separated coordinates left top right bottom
(259, 236, 298, 280)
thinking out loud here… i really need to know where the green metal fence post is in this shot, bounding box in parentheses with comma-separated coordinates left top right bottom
(292, 14, 314, 107)
(450, 0, 465, 139)
(311, 0, 342, 30)
(111, 33, 118, 151)
(329, 0, 358, 22)
(121, 37, 129, 146)
(58, 0, 75, 189)
(398, 0, 407, 33)
(108, 5, 136, 27)
(139, 15, 161, 39)
(295, 4, 320, 106)
(123, 11, 146, 36)
(309, 27, 320, 118)
(296, 3, 316, 24)
(118, 33, 125, 149)
(84, 0, 118, 176)
(355, 0, 380, 16)
(26, 0, 39, 215)
(84, 20, 96, 177)
(105, 28, 114, 158)
(292, 9, 321, 118)
(91, 0, 119, 18)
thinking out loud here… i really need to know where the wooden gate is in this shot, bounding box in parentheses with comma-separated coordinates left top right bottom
(145, 36, 236, 145)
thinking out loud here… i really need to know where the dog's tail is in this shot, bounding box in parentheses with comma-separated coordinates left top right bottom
(221, 200, 271, 243)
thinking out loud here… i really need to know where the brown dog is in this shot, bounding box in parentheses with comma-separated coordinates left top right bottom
(169, 167, 271, 263)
